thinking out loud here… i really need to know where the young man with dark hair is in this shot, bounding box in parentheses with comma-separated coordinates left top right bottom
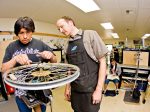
(2, 16, 57, 112)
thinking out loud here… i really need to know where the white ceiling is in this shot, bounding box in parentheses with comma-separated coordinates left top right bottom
(0, 0, 150, 40)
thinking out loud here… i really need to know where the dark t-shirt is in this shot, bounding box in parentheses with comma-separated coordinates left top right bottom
(3, 38, 53, 97)
(3, 38, 53, 65)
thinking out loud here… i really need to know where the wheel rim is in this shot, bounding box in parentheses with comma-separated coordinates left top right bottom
(4, 63, 80, 90)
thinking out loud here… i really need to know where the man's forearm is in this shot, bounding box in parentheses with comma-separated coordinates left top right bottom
(95, 57, 107, 91)
(1, 58, 16, 73)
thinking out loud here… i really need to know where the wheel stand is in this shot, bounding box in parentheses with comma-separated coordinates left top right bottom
(21, 90, 53, 112)
(124, 90, 140, 103)
(48, 94, 53, 112)
(123, 51, 141, 104)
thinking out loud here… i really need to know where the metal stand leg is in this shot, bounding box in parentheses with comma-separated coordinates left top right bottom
(48, 95, 53, 112)
(124, 51, 141, 104)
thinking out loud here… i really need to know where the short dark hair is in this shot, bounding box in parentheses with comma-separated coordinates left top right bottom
(110, 58, 115, 62)
(14, 16, 35, 36)
(61, 16, 75, 26)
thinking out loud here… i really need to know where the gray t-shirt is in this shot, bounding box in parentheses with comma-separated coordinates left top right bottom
(65, 29, 108, 62)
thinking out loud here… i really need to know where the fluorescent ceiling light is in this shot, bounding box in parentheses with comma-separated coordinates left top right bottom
(66, 0, 100, 13)
(101, 22, 114, 30)
(142, 34, 150, 39)
(142, 36, 147, 39)
(143, 34, 150, 37)
(111, 33, 119, 38)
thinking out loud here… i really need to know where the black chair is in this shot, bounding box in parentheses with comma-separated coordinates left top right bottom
(0, 72, 8, 101)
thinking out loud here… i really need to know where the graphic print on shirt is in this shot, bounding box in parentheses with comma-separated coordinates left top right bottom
(12, 48, 39, 57)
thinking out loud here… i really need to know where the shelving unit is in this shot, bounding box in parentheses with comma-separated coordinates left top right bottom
(120, 49, 150, 90)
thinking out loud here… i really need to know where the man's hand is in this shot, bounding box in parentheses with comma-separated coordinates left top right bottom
(2, 54, 31, 73)
(64, 84, 71, 102)
(37, 51, 57, 63)
(37, 51, 54, 60)
(92, 89, 102, 104)
(13, 54, 32, 65)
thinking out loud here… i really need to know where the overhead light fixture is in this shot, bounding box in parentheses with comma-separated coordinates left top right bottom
(142, 36, 147, 39)
(143, 34, 150, 37)
(100, 22, 114, 30)
(111, 33, 119, 38)
(142, 34, 150, 39)
(66, 0, 100, 13)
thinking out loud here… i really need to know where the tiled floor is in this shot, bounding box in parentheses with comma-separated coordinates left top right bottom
(101, 89, 150, 112)
(0, 86, 150, 112)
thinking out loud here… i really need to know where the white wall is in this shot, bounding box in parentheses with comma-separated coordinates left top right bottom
(0, 18, 62, 35)
(0, 18, 15, 31)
